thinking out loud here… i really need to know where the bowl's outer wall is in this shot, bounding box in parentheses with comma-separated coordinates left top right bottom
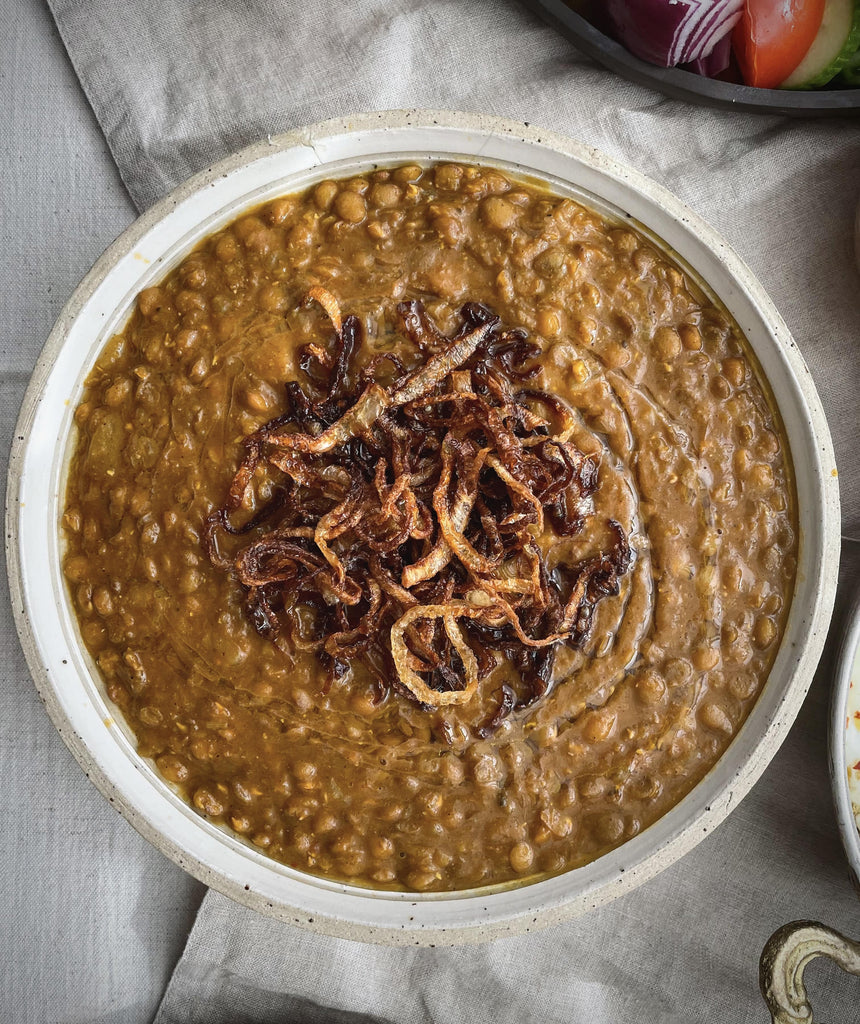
(6, 111, 841, 944)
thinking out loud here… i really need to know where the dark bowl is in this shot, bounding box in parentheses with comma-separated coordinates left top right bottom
(523, 0, 860, 117)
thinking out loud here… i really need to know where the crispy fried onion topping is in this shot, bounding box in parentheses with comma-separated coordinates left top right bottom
(203, 289, 632, 730)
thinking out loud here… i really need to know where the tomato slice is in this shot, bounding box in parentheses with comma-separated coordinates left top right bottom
(734, 0, 826, 88)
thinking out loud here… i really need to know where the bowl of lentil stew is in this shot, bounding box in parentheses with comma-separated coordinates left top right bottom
(7, 110, 839, 943)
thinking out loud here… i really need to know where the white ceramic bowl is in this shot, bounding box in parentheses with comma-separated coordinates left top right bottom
(831, 591, 860, 895)
(6, 110, 840, 944)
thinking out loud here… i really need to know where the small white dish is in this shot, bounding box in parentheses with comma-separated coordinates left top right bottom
(832, 590, 860, 894)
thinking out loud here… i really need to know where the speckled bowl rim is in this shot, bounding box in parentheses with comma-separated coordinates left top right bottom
(6, 110, 840, 944)
(831, 590, 860, 895)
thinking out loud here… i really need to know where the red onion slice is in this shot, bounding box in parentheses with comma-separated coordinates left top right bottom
(606, 0, 743, 69)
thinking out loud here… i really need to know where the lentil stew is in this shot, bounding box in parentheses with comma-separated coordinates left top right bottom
(62, 162, 797, 892)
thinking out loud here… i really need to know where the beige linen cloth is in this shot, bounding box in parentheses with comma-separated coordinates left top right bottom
(47, 1, 860, 1020)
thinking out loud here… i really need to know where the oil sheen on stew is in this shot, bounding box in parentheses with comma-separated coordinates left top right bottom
(62, 163, 796, 892)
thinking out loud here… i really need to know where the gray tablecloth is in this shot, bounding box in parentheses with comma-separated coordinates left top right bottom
(3, 0, 859, 1020)
(1, 5, 205, 1024)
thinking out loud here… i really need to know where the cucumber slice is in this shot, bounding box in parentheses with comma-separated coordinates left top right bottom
(839, 44, 860, 83)
(781, 0, 860, 88)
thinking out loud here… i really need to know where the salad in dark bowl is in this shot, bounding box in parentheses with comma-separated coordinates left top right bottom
(524, 0, 860, 115)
